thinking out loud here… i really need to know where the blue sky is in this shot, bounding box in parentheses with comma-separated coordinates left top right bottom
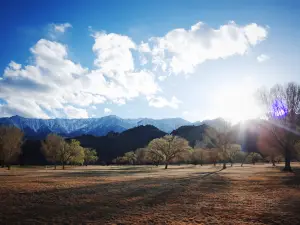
(0, 0, 299, 122)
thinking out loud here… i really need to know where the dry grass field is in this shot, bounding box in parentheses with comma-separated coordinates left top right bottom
(1, 163, 300, 225)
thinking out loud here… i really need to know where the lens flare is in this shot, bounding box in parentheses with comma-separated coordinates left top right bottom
(271, 99, 288, 118)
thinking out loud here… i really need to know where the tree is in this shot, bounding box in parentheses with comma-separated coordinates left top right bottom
(0, 126, 24, 169)
(148, 135, 190, 169)
(146, 149, 163, 166)
(135, 148, 148, 165)
(112, 156, 127, 165)
(227, 144, 241, 166)
(258, 82, 300, 171)
(248, 152, 262, 165)
(208, 149, 219, 166)
(70, 146, 85, 165)
(124, 151, 136, 165)
(213, 121, 234, 169)
(191, 148, 207, 166)
(42, 134, 62, 169)
(84, 148, 98, 166)
(58, 139, 82, 169)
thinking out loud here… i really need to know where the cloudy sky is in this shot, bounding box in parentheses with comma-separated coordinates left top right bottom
(0, 0, 299, 122)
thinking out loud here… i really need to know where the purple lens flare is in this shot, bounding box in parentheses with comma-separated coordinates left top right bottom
(271, 99, 288, 118)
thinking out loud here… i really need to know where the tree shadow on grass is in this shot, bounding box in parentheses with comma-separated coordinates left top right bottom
(0, 171, 231, 224)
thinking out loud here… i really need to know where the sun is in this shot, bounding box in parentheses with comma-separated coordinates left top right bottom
(214, 82, 262, 124)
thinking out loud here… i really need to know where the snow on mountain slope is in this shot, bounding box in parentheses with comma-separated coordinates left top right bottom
(0, 115, 191, 139)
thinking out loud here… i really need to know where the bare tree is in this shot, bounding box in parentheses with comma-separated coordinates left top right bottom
(124, 151, 137, 165)
(258, 82, 300, 171)
(208, 149, 219, 166)
(213, 121, 234, 169)
(42, 133, 62, 169)
(135, 148, 148, 165)
(0, 126, 24, 170)
(227, 144, 241, 166)
(146, 149, 164, 166)
(191, 148, 207, 166)
(148, 135, 190, 169)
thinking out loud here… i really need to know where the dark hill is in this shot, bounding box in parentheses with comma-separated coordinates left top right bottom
(171, 124, 217, 147)
(73, 125, 167, 163)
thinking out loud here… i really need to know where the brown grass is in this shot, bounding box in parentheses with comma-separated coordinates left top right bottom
(1, 163, 300, 224)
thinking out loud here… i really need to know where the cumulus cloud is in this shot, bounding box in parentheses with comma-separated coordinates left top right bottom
(64, 105, 88, 118)
(0, 21, 268, 118)
(257, 54, 270, 63)
(53, 23, 72, 33)
(104, 108, 112, 114)
(149, 21, 268, 75)
(158, 75, 167, 81)
(148, 96, 181, 109)
(0, 35, 159, 118)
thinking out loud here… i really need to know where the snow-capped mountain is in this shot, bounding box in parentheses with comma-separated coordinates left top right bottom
(0, 115, 191, 139)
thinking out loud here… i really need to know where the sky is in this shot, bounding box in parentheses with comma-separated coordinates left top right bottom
(0, 0, 299, 122)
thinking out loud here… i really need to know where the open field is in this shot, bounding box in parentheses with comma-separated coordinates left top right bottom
(1, 164, 300, 225)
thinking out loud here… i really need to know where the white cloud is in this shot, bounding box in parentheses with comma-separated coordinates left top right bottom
(104, 108, 112, 114)
(0, 36, 159, 118)
(64, 105, 88, 118)
(183, 111, 189, 116)
(91, 105, 97, 109)
(149, 21, 268, 75)
(0, 21, 268, 118)
(148, 96, 181, 109)
(138, 42, 151, 53)
(53, 23, 72, 33)
(158, 75, 167, 81)
(257, 54, 270, 63)
(92, 32, 136, 72)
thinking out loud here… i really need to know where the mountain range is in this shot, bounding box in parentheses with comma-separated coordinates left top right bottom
(0, 115, 225, 139)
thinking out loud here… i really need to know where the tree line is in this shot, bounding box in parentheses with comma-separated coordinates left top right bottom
(0, 130, 98, 170)
(111, 133, 272, 169)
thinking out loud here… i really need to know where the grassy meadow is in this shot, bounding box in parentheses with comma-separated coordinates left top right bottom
(1, 164, 300, 224)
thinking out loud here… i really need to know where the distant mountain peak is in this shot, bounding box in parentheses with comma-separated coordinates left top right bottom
(0, 115, 192, 139)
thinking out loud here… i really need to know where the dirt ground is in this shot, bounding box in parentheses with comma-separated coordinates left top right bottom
(1, 163, 300, 225)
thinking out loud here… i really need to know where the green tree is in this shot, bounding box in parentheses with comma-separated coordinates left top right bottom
(58, 139, 82, 170)
(70, 146, 85, 165)
(84, 148, 98, 166)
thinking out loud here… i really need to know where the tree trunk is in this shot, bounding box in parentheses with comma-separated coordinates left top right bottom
(164, 163, 168, 169)
(283, 148, 292, 172)
(54, 164, 57, 170)
(62, 162, 65, 170)
(231, 162, 233, 167)
(213, 162, 216, 166)
(222, 163, 226, 170)
(7, 164, 11, 170)
(272, 161, 276, 167)
(241, 153, 249, 167)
